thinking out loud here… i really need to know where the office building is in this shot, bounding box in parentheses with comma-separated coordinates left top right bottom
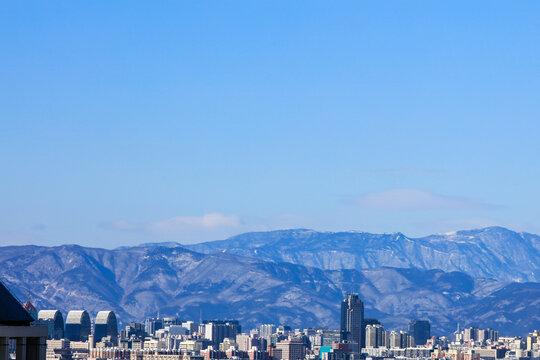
(65, 311, 91, 342)
(408, 320, 430, 346)
(259, 325, 276, 340)
(275, 340, 304, 360)
(145, 318, 164, 337)
(204, 320, 240, 348)
(94, 311, 118, 344)
(527, 330, 539, 350)
(365, 324, 386, 348)
(37, 310, 64, 340)
(340, 294, 364, 348)
(182, 321, 199, 335)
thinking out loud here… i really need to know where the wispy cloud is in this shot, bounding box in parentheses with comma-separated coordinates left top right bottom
(102, 213, 240, 234)
(149, 213, 240, 234)
(345, 188, 500, 211)
(100, 212, 319, 244)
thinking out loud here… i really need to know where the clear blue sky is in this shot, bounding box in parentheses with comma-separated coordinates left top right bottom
(2, 1, 540, 247)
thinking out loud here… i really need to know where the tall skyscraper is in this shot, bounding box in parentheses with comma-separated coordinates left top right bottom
(408, 320, 430, 346)
(94, 311, 118, 345)
(260, 324, 276, 339)
(340, 294, 364, 348)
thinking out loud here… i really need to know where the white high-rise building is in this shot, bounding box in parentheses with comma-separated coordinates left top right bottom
(260, 324, 276, 339)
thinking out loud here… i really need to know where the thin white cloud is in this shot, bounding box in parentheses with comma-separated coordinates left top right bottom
(348, 188, 499, 211)
(100, 212, 320, 244)
(102, 213, 241, 235)
(149, 213, 240, 234)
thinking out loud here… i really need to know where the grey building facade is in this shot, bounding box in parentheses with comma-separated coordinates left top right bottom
(340, 294, 364, 349)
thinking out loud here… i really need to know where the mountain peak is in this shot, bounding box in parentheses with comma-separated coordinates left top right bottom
(185, 226, 539, 282)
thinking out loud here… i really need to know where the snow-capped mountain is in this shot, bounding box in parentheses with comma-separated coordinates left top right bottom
(186, 227, 540, 282)
(1, 241, 539, 336)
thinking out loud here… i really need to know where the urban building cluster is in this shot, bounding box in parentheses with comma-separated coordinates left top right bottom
(1, 282, 539, 360)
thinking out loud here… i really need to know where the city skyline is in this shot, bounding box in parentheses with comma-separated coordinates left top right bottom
(3, 227, 538, 337)
(7, 283, 540, 360)
(2, 2, 539, 360)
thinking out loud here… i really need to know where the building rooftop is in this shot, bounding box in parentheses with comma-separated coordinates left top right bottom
(0, 279, 35, 325)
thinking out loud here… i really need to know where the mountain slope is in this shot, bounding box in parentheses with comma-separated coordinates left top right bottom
(186, 227, 540, 282)
(1, 244, 538, 335)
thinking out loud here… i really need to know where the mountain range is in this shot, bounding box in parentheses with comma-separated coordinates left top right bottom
(186, 227, 540, 283)
(1, 226, 539, 336)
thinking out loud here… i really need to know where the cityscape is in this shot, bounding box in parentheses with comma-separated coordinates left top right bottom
(2, 3, 540, 360)
(1, 279, 539, 360)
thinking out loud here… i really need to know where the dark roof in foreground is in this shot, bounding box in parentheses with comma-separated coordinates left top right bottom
(0, 280, 34, 325)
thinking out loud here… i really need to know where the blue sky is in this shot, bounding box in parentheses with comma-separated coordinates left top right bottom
(1, 1, 540, 247)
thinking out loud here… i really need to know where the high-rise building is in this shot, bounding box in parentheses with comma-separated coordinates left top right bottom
(408, 320, 430, 346)
(204, 320, 241, 347)
(37, 310, 64, 340)
(260, 324, 276, 340)
(236, 333, 253, 351)
(365, 325, 377, 348)
(65, 310, 91, 342)
(463, 327, 478, 342)
(321, 330, 341, 347)
(125, 322, 145, 339)
(163, 317, 181, 327)
(145, 317, 164, 337)
(476, 329, 488, 342)
(389, 331, 400, 348)
(365, 324, 386, 348)
(527, 330, 539, 350)
(275, 340, 305, 360)
(340, 294, 364, 348)
(389, 331, 412, 349)
(94, 311, 118, 345)
(182, 321, 199, 335)
(486, 328, 499, 342)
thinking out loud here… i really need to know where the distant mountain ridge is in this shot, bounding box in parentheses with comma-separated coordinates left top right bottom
(185, 227, 540, 282)
(1, 240, 539, 336)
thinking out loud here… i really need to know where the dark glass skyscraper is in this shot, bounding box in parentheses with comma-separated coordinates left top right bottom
(65, 310, 91, 342)
(340, 294, 364, 348)
(408, 319, 430, 346)
(94, 311, 118, 344)
(37, 310, 64, 340)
